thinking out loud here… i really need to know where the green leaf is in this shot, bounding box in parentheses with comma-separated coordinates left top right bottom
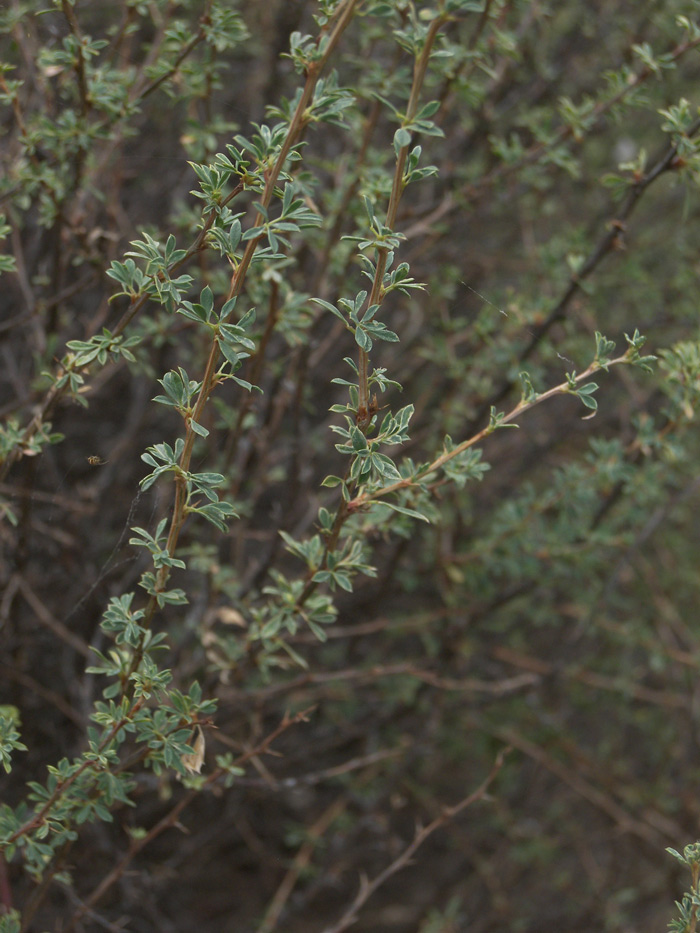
(190, 419, 209, 437)
(394, 127, 412, 151)
(350, 426, 368, 451)
(379, 501, 430, 523)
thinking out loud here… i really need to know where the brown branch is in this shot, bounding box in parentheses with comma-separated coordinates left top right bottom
(0, 853, 12, 912)
(15, 573, 91, 658)
(318, 747, 511, 933)
(63, 708, 314, 932)
(7, 703, 143, 846)
(258, 795, 348, 933)
(357, 13, 448, 424)
(0, 663, 84, 728)
(404, 29, 700, 242)
(480, 720, 678, 846)
(348, 352, 632, 511)
(277, 746, 405, 790)
(59, 0, 90, 115)
(232, 661, 539, 703)
(0, 12, 243, 483)
(474, 31, 700, 200)
(124, 0, 363, 682)
(491, 645, 691, 710)
(133, 30, 206, 104)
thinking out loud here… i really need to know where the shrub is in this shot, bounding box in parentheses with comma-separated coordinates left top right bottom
(2, 1, 700, 930)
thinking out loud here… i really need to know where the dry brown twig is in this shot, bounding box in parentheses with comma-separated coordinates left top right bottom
(318, 746, 511, 933)
(259, 795, 349, 933)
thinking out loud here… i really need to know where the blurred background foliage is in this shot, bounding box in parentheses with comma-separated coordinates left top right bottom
(3, 0, 700, 930)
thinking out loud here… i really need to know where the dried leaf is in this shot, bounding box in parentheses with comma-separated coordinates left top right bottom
(181, 726, 206, 775)
(216, 607, 246, 626)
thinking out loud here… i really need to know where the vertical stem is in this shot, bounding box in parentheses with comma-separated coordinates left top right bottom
(129, 0, 364, 651)
(357, 15, 447, 424)
(0, 853, 12, 912)
(61, 0, 90, 115)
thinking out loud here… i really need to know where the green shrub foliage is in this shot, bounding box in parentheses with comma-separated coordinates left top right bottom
(2, 1, 700, 930)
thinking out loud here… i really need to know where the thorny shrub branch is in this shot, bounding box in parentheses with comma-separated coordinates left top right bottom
(319, 746, 511, 933)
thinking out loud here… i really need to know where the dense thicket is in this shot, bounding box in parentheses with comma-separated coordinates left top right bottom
(3, 2, 700, 931)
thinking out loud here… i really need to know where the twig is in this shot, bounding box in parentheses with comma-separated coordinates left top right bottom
(60, 0, 90, 115)
(404, 29, 700, 243)
(216, 745, 408, 792)
(230, 661, 538, 702)
(491, 645, 690, 710)
(15, 573, 91, 658)
(258, 796, 348, 933)
(7, 700, 146, 848)
(350, 352, 635, 509)
(0, 663, 83, 727)
(318, 747, 511, 933)
(464, 116, 700, 431)
(479, 721, 676, 846)
(357, 13, 448, 425)
(123, 0, 363, 684)
(62, 708, 315, 932)
(0, 853, 12, 912)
